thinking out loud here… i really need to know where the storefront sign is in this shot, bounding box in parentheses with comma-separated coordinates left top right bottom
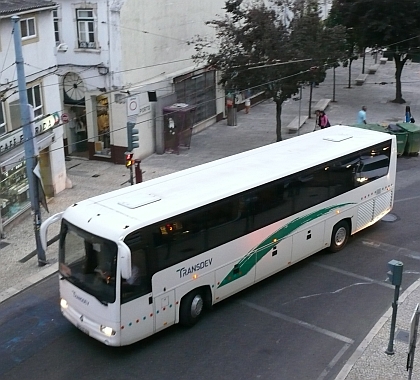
(0, 112, 60, 155)
(139, 104, 151, 116)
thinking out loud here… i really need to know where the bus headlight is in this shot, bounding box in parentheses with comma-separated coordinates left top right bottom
(60, 298, 68, 309)
(100, 325, 116, 337)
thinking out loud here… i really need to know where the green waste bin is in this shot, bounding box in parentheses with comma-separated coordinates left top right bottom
(386, 124, 408, 156)
(397, 123, 420, 156)
(350, 123, 387, 133)
(350, 124, 408, 156)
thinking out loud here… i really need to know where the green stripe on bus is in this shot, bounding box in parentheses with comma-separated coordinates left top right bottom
(218, 203, 353, 288)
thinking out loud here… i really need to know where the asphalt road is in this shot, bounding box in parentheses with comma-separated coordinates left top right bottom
(1, 156, 420, 380)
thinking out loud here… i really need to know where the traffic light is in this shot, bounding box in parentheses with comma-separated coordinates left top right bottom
(127, 122, 139, 151)
(387, 259, 403, 286)
(125, 152, 134, 168)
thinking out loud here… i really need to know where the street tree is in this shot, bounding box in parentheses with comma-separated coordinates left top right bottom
(326, 4, 360, 89)
(328, 0, 420, 103)
(193, 0, 346, 141)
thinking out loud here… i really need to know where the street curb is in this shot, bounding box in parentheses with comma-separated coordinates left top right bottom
(0, 263, 57, 304)
(334, 277, 420, 380)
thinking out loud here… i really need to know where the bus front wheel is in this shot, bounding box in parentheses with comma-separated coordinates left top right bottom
(180, 290, 204, 327)
(329, 220, 350, 253)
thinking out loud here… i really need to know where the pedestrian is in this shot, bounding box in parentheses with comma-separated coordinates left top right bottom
(405, 106, 415, 123)
(357, 106, 367, 124)
(245, 98, 251, 114)
(319, 110, 331, 129)
(314, 110, 321, 130)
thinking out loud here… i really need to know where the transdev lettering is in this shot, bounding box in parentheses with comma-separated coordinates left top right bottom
(72, 290, 90, 305)
(176, 258, 213, 278)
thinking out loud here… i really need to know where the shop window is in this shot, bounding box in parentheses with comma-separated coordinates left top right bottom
(0, 162, 30, 225)
(0, 104, 5, 135)
(96, 95, 110, 157)
(76, 9, 96, 49)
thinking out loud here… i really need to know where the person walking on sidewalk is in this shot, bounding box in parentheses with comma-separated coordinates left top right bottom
(245, 97, 251, 114)
(314, 110, 321, 130)
(357, 106, 367, 124)
(319, 111, 330, 129)
(405, 105, 415, 123)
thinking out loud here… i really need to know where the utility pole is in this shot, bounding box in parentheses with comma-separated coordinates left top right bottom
(298, 83, 302, 136)
(12, 16, 46, 266)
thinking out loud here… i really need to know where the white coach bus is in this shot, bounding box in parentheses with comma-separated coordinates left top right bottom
(41, 125, 397, 346)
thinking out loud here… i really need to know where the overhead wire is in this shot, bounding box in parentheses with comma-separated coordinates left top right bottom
(1, 65, 318, 168)
(2, 19, 420, 168)
(4, 51, 420, 169)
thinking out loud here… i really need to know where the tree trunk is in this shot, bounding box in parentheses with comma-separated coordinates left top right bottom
(275, 100, 283, 142)
(362, 47, 365, 74)
(308, 82, 313, 118)
(348, 59, 353, 88)
(392, 54, 407, 104)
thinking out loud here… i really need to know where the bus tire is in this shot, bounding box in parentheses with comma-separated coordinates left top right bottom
(329, 220, 350, 253)
(179, 290, 204, 327)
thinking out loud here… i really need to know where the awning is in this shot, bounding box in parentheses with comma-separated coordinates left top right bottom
(0, 131, 55, 171)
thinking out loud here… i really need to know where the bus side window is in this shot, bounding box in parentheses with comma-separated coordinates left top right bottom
(154, 213, 205, 270)
(205, 198, 246, 250)
(356, 154, 389, 184)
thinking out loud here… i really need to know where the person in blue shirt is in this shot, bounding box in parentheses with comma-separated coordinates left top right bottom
(405, 106, 415, 123)
(357, 106, 367, 124)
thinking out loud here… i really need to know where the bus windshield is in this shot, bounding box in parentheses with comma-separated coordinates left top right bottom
(58, 220, 118, 305)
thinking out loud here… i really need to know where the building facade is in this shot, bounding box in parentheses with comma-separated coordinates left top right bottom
(0, 0, 67, 234)
(55, 0, 226, 164)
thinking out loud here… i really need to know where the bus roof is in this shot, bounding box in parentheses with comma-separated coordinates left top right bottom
(63, 125, 395, 240)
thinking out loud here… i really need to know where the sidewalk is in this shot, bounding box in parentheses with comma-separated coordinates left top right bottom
(1, 53, 420, 379)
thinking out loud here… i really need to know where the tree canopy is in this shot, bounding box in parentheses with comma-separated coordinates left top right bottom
(194, 0, 346, 141)
(328, 0, 420, 103)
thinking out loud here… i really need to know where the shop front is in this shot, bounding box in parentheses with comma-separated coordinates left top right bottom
(0, 113, 59, 233)
(63, 94, 111, 161)
(0, 161, 29, 226)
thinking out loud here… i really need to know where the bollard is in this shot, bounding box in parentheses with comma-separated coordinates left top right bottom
(135, 159, 143, 183)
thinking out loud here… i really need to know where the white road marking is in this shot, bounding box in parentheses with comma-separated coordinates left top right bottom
(239, 300, 354, 344)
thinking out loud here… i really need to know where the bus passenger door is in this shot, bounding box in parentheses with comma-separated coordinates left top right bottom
(154, 290, 176, 332)
(291, 222, 325, 263)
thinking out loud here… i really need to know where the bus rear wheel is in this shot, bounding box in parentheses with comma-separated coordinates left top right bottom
(329, 220, 350, 253)
(180, 290, 204, 327)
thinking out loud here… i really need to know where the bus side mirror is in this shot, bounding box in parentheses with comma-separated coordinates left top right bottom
(119, 243, 132, 280)
(40, 212, 64, 251)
